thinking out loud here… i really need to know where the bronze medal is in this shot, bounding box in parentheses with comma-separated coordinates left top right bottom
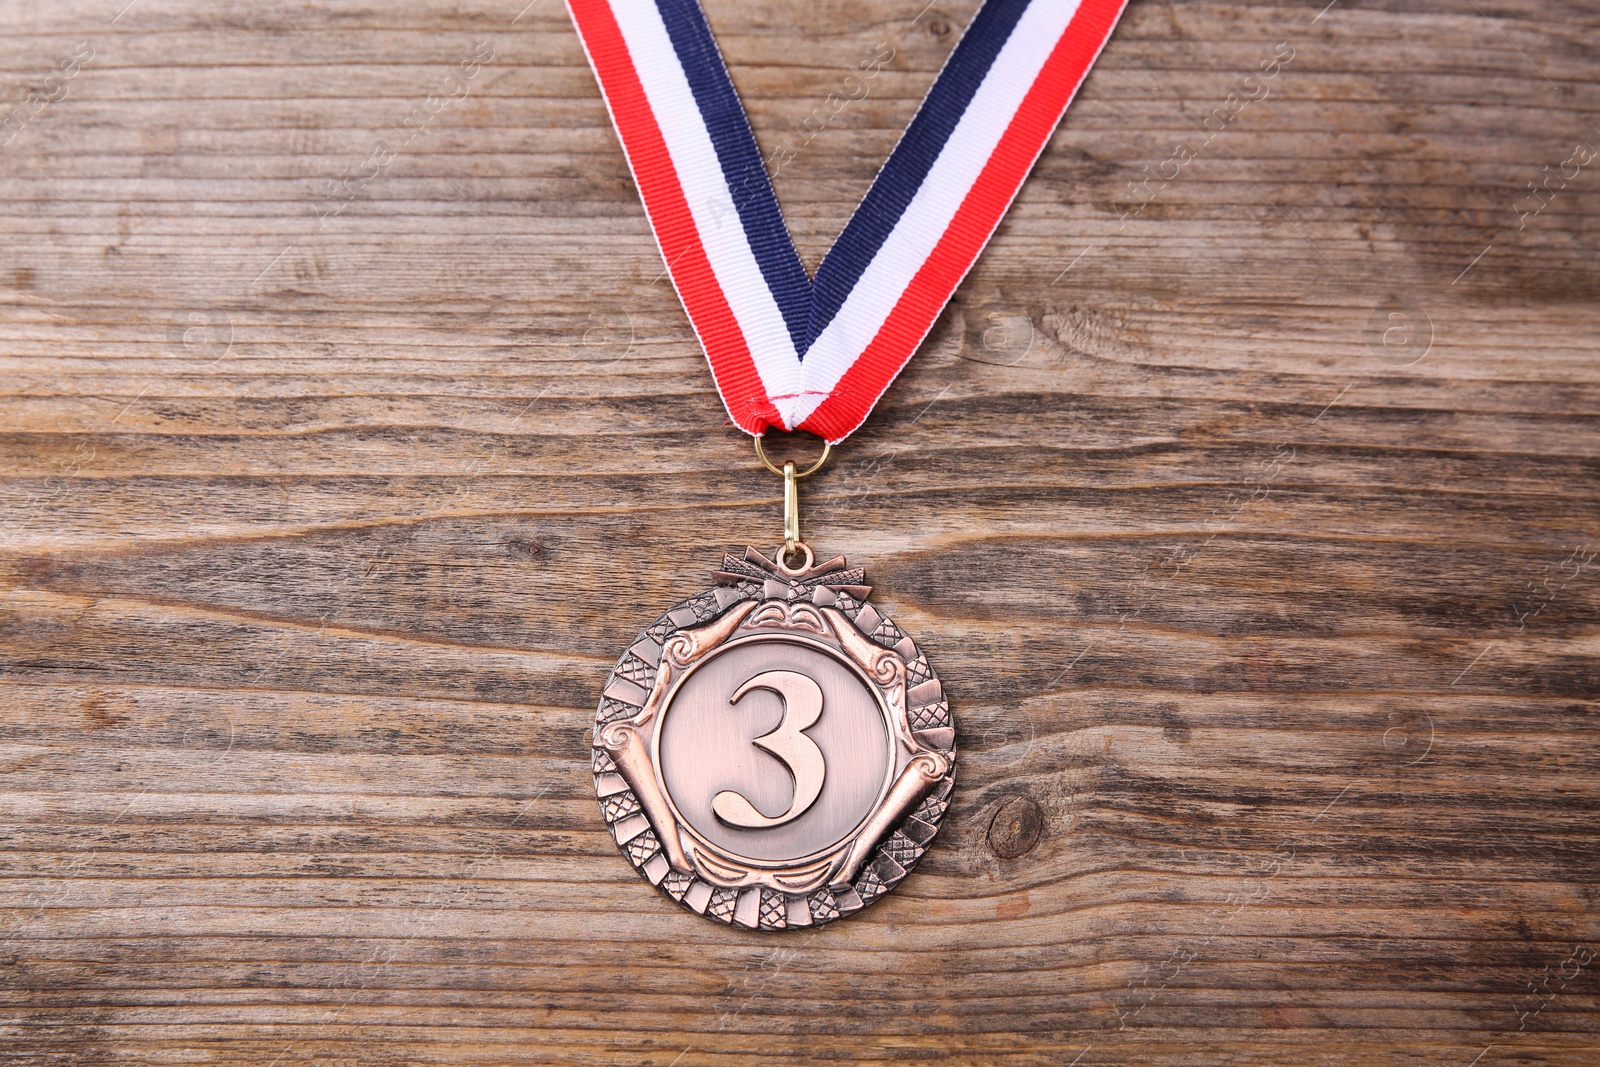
(592, 541, 956, 929)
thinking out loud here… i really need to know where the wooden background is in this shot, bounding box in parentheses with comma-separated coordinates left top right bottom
(2, 0, 1597, 1063)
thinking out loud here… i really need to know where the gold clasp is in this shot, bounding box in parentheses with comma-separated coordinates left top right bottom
(753, 434, 831, 561)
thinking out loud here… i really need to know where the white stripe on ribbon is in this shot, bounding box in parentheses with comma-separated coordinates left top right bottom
(609, 0, 804, 415)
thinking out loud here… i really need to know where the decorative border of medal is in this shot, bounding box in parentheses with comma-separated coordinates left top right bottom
(591, 546, 957, 930)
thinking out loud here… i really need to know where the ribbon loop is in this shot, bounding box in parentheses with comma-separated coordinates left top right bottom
(568, 0, 1128, 442)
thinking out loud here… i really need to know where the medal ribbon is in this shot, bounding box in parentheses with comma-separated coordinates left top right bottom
(567, 0, 1127, 442)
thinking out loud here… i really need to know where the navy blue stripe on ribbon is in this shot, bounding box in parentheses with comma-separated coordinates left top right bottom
(655, 0, 811, 355)
(805, 0, 1028, 350)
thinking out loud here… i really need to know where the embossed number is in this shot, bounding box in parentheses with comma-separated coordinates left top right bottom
(713, 669, 825, 828)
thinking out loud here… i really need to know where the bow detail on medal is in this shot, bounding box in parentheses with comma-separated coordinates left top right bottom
(715, 546, 872, 603)
(567, 0, 1128, 442)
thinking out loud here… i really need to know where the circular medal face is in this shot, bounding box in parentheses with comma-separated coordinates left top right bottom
(592, 546, 956, 930)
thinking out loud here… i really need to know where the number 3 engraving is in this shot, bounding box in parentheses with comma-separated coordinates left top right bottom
(713, 670, 826, 828)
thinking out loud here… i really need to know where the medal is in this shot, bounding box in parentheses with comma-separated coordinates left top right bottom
(570, 0, 1126, 927)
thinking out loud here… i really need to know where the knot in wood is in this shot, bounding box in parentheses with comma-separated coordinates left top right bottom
(987, 795, 1045, 859)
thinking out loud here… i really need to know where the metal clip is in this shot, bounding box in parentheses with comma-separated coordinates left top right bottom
(754, 435, 831, 563)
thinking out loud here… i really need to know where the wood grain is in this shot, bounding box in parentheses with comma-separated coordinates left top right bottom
(2, 0, 1598, 1063)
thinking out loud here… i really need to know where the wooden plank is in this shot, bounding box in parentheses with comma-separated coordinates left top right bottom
(1, 0, 1597, 1063)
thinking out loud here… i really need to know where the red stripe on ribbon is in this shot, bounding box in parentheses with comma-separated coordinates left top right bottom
(799, 0, 1127, 442)
(567, 0, 781, 434)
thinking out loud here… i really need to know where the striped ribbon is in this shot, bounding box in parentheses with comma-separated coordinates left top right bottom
(567, 0, 1127, 442)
